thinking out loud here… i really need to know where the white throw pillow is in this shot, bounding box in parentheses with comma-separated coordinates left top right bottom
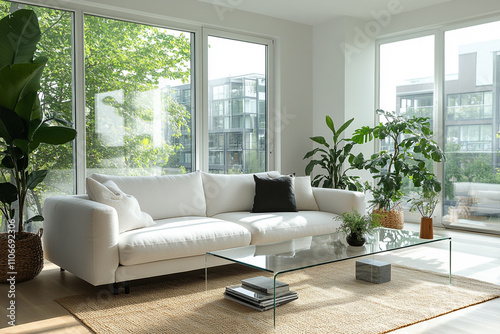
(293, 176, 319, 211)
(86, 178, 156, 233)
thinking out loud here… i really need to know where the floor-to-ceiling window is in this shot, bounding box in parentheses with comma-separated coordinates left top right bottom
(443, 21, 500, 233)
(206, 34, 268, 174)
(0, 1, 73, 232)
(378, 19, 500, 234)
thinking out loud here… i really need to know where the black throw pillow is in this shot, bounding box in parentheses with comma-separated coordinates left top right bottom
(252, 174, 298, 213)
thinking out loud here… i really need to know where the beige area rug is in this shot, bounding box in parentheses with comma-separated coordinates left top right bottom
(56, 260, 500, 334)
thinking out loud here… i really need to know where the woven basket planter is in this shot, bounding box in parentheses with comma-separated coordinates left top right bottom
(372, 207, 404, 230)
(0, 229, 44, 283)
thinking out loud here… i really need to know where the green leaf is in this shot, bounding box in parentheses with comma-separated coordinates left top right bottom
(310, 136, 328, 147)
(0, 105, 25, 142)
(27, 170, 48, 190)
(0, 60, 47, 118)
(305, 160, 320, 175)
(32, 124, 76, 145)
(0, 9, 41, 67)
(325, 116, 335, 134)
(351, 126, 374, 144)
(25, 214, 44, 224)
(335, 118, 354, 139)
(0, 182, 17, 205)
(1, 155, 14, 169)
(303, 148, 319, 159)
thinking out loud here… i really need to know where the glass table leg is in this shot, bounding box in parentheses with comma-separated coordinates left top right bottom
(449, 239, 452, 285)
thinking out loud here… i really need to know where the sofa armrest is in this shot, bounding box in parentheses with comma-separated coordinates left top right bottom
(312, 188, 366, 215)
(43, 195, 120, 286)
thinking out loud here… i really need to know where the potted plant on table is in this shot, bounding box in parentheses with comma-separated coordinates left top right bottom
(408, 187, 440, 239)
(0, 9, 77, 282)
(350, 109, 444, 229)
(303, 116, 363, 191)
(335, 210, 381, 246)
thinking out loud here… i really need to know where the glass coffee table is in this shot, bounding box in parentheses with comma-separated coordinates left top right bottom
(206, 227, 452, 327)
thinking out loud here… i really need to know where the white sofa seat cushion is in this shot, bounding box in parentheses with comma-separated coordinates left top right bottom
(213, 211, 340, 245)
(90, 171, 206, 220)
(118, 216, 252, 266)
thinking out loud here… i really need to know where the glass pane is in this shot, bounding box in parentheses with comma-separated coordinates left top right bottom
(0, 2, 73, 232)
(379, 36, 435, 200)
(208, 36, 267, 174)
(85, 15, 193, 176)
(443, 21, 500, 229)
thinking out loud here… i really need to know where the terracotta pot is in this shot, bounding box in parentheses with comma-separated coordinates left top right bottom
(420, 217, 433, 239)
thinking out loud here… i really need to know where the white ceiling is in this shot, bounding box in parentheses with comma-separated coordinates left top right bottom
(199, 0, 452, 25)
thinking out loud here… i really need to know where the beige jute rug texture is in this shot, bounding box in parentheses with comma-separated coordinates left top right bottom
(56, 259, 500, 334)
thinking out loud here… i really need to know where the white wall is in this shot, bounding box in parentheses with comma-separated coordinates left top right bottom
(312, 16, 376, 185)
(26, 0, 313, 175)
(312, 18, 347, 138)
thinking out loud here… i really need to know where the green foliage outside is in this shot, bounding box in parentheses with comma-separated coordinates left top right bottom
(83, 15, 192, 174)
(0, 1, 192, 230)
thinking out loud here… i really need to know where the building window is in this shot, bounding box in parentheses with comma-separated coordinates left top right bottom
(207, 35, 268, 174)
(446, 91, 492, 120)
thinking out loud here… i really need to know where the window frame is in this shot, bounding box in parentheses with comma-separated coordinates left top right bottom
(202, 28, 274, 173)
(6, 0, 276, 194)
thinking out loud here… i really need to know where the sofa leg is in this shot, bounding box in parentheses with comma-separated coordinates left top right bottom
(113, 282, 130, 295)
(124, 281, 130, 294)
(60, 268, 65, 272)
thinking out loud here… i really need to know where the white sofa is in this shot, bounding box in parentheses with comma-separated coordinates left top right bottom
(42, 171, 365, 291)
(453, 182, 500, 216)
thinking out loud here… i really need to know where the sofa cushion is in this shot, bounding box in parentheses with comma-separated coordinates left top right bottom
(118, 216, 252, 266)
(252, 174, 297, 212)
(294, 176, 319, 211)
(86, 178, 155, 233)
(90, 171, 206, 220)
(202, 171, 280, 216)
(213, 211, 340, 245)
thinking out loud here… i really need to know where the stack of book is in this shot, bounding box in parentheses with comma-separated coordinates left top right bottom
(224, 276, 298, 311)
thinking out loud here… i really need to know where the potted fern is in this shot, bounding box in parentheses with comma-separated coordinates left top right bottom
(335, 210, 381, 246)
(0, 9, 77, 282)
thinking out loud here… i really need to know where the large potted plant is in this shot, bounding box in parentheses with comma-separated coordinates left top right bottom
(351, 109, 444, 229)
(303, 116, 363, 191)
(0, 9, 77, 282)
